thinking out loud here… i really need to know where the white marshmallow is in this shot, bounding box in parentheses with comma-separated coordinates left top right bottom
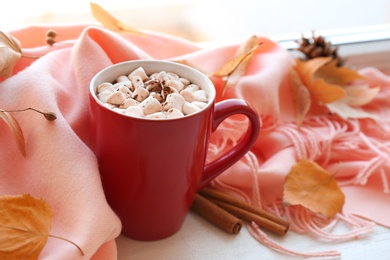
(97, 90, 113, 103)
(186, 84, 200, 92)
(97, 82, 115, 93)
(125, 106, 144, 118)
(120, 98, 138, 109)
(155, 71, 169, 82)
(167, 79, 184, 92)
(112, 107, 126, 114)
(166, 72, 179, 80)
(192, 101, 208, 109)
(131, 75, 144, 88)
(107, 91, 126, 106)
(149, 72, 158, 79)
(194, 89, 208, 102)
(167, 108, 184, 118)
(138, 96, 162, 115)
(116, 75, 130, 83)
(149, 92, 163, 102)
(128, 67, 148, 81)
(116, 85, 132, 96)
(145, 112, 167, 119)
(132, 87, 149, 102)
(180, 88, 196, 102)
(183, 102, 202, 115)
(114, 81, 133, 91)
(163, 93, 185, 111)
(179, 77, 190, 86)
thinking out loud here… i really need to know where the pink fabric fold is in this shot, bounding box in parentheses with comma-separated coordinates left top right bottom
(1, 24, 389, 258)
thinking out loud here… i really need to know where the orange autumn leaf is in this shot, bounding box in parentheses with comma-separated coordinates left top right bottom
(0, 194, 84, 258)
(0, 194, 52, 259)
(283, 159, 345, 218)
(295, 57, 331, 87)
(90, 2, 143, 34)
(0, 109, 26, 157)
(309, 78, 347, 104)
(315, 59, 366, 86)
(213, 35, 261, 95)
(295, 58, 346, 104)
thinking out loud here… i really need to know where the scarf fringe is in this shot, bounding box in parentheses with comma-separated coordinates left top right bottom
(207, 115, 388, 258)
(211, 178, 374, 259)
(275, 116, 390, 192)
(248, 222, 341, 259)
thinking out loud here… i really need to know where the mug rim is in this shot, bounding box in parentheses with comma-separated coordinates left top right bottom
(90, 59, 216, 121)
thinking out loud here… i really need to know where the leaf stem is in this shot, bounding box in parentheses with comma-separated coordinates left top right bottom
(21, 53, 40, 59)
(48, 234, 85, 256)
(5, 107, 57, 121)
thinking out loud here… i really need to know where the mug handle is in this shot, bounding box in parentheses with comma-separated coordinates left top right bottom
(198, 99, 261, 189)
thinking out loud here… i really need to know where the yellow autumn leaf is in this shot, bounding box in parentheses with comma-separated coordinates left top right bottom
(0, 31, 22, 78)
(0, 194, 52, 259)
(90, 2, 143, 34)
(0, 194, 84, 258)
(213, 35, 260, 95)
(214, 36, 259, 77)
(0, 109, 26, 157)
(283, 159, 345, 218)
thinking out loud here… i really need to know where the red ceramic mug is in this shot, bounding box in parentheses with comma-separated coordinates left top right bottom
(89, 60, 260, 240)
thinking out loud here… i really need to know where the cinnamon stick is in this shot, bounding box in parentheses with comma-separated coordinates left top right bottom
(209, 199, 288, 235)
(191, 194, 243, 234)
(199, 187, 289, 235)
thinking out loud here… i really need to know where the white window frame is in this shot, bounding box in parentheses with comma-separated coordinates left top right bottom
(273, 23, 390, 71)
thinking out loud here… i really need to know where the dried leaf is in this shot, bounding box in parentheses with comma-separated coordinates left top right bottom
(283, 159, 345, 218)
(314, 59, 366, 85)
(295, 58, 347, 103)
(90, 2, 143, 34)
(0, 194, 52, 259)
(213, 36, 260, 94)
(325, 85, 380, 120)
(0, 194, 84, 258)
(289, 68, 311, 125)
(0, 110, 26, 157)
(0, 31, 22, 78)
(326, 100, 378, 120)
(214, 36, 259, 77)
(309, 78, 347, 104)
(342, 84, 381, 107)
(295, 57, 331, 87)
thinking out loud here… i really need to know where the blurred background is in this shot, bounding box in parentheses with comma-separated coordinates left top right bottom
(0, 0, 389, 42)
(1, 0, 389, 69)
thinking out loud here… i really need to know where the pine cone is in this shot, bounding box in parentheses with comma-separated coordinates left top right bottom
(295, 32, 343, 66)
